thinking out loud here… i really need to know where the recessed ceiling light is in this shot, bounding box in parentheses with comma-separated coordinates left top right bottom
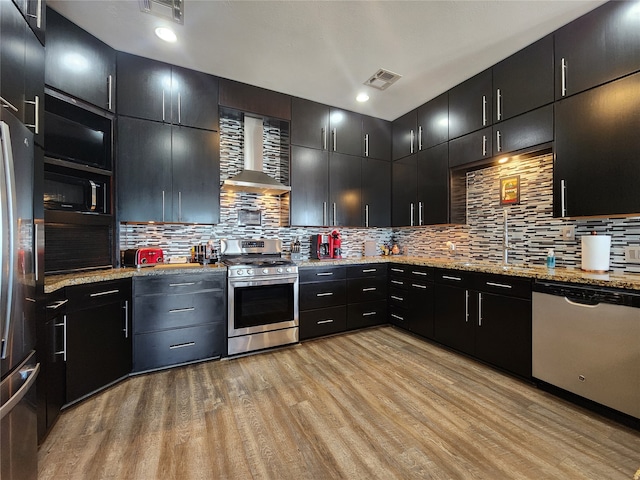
(356, 93, 370, 103)
(155, 26, 177, 43)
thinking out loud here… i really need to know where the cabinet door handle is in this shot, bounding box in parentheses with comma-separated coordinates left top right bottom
(90, 289, 120, 297)
(482, 95, 487, 126)
(123, 300, 129, 338)
(169, 307, 195, 313)
(418, 201, 424, 226)
(391, 314, 404, 321)
(169, 282, 196, 287)
(316, 292, 334, 297)
(482, 135, 487, 156)
(390, 280, 404, 285)
(418, 125, 423, 151)
(362, 311, 377, 317)
(317, 319, 334, 325)
(486, 281, 512, 289)
(391, 295, 404, 301)
(478, 292, 483, 326)
(410, 129, 415, 154)
(560, 179, 567, 217)
(322, 127, 327, 150)
(178, 191, 182, 222)
(46, 299, 69, 310)
(169, 342, 195, 350)
(58, 315, 67, 361)
(411, 284, 427, 289)
(465, 290, 469, 323)
(316, 272, 334, 276)
(362, 287, 377, 292)
(496, 130, 502, 152)
(162, 190, 166, 222)
(24, 95, 39, 134)
(0, 96, 18, 112)
(178, 92, 182, 124)
(162, 90, 166, 122)
(561, 58, 567, 97)
(333, 202, 337, 226)
(496, 88, 502, 121)
(107, 75, 113, 110)
(410, 203, 415, 227)
(364, 133, 369, 157)
(362, 268, 377, 273)
(323, 201, 327, 226)
(365, 204, 369, 227)
(332, 128, 337, 151)
(442, 275, 462, 281)
(411, 271, 428, 276)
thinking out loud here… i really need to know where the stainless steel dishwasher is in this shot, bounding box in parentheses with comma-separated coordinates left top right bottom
(532, 281, 640, 419)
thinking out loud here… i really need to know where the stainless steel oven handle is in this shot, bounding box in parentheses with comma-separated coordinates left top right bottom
(169, 282, 196, 287)
(169, 342, 195, 350)
(169, 307, 195, 313)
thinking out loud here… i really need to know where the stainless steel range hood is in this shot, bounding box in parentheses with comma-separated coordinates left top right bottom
(221, 115, 291, 195)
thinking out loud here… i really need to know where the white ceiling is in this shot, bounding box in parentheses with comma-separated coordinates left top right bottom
(48, 0, 607, 121)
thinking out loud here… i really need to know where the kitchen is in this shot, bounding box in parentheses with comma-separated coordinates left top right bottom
(2, 0, 640, 478)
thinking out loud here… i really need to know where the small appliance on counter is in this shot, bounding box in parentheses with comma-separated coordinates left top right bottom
(310, 234, 332, 260)
(121, 248, 164, 267)
(330, 229, 342, 259)
(190, 241, 218, 264)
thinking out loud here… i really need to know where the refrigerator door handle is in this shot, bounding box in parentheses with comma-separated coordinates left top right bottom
(0, 362, 40, 421)
(0, 121, 17, 360)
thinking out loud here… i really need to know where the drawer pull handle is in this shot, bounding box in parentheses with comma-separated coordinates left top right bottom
(391, 296, 404, 301)
(390, 268, 404, 273)
(169, 282, 196, 287)
(46, 299, 68, 310)
(317, 319, 334, 325)
(362, 287, 377, 292)
(90, 289, 120, 297)
(391, 314, 404, 321)
(316, 292, 333, 297)
(485, 282, 512, 289)
(362, 312, 376, 317)
(391, 280, 403, 285)
(169, 342, 195, 350)
(316, 272, 334, 276)
(442, 275, 462, 281)
(362, 268, 377, 273)
(169, 307, 195, 313)
(411, 284, 427, 289)
(411, 271, 428, 276)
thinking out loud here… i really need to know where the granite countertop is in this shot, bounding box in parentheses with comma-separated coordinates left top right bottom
(45, 256, 640, 293)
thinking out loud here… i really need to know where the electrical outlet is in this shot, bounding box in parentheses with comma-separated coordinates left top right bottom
(624, 246, 640, 264)
(560, 226, 575, 240)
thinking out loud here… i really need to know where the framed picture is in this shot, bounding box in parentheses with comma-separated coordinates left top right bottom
(500, 175, 520, 205)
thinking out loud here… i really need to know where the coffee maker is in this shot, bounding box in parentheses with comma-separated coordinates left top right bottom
(310, 234, 331, 259)
(330, 229, 342, 259)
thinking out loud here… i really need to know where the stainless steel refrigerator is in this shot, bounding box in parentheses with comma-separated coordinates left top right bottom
(0, 110, 39, 480)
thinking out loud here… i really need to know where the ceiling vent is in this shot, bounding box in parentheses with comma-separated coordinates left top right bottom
(364, 69, 402, 91)
(139, 0, 184, 24)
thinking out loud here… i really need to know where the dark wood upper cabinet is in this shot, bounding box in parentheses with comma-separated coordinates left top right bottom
(417, 92, 449, 149)
(290, 145, 329, 226)
(417, 143, 449, 225)
(392, 109, 417, 160)
(555, 72, 640, 218)
(362, 116, 391, 161)
(117, 52, 218, 131)
(555, 1, 640, 100)
(492, 105, 553, 156)
(362, 157, 391, 227)
(329, 108, 362, 156)
(329, 152, 362, 226)
(391, 154, 417, 226)
(291, 97, 330, 150)
(493, 35, 554, 123)
(24, 17, 44, 146)
(45, 8, 116, 112)
(218, 78, 290, 120)
(1, 0, 26, 120)
(448, 126, 492, 169)
(448, 69, 492, 140)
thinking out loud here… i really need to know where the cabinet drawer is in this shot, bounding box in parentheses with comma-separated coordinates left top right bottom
(347, 301, 387, 330)
(389, 276, 409, 290)
(300, 280, 346, 310)
(389, 287, 409, 308)
(66, 279, 131, 310)
(299, 306, 347, 340)
(348, 277, 388, 303)
(474, 274, 531, 300)
(346, 264, 387, 278)
(434, 269, 471, 288)
(134, 291, 225, 334)
(299, 266, 346, 283)
(133, 273, 225, 296)
(389, 305, 409, 328)
(133, 323, 225, 372)
(389, 264, 409, 276)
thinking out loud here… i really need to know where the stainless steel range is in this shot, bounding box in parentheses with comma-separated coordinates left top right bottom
(221, 239, 299, 355)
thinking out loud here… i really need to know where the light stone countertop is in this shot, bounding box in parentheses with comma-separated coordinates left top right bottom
(45, 256, 640, 293)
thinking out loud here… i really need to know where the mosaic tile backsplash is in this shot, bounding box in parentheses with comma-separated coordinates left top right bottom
(120, 116, 640, 273)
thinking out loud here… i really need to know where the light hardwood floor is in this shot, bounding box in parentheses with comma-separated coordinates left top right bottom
(38, 326, 640, 480)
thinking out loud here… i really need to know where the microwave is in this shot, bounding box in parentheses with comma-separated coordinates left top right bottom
(44, 171, 109, 214)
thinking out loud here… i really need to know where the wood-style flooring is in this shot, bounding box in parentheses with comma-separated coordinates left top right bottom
(38, 326, 640, 479)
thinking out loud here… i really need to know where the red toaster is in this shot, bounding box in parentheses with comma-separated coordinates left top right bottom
(121, 248, 164, 267)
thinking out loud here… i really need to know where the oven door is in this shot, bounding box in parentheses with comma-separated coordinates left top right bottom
(228, 275, 299, 338)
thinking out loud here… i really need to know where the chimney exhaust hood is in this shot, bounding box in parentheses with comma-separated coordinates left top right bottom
(221, 115, 291, 196)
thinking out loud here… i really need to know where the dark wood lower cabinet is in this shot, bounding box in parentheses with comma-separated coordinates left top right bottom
(299, 306, 347, 340)
(434, 283, 474, 354)
(388, 264, 435, 339)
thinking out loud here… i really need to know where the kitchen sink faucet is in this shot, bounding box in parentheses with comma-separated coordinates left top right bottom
(503, 209, 515, 265)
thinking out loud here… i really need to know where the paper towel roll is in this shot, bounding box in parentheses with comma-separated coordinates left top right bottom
(581, 235, 611, 272)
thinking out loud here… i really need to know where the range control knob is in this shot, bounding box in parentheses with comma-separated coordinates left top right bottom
(262, 268, 269, 274)
(286, 267, 292, 273)
(236, 269, 244, 276)
(247, 269, 254, 276)
(277, 267, 283, 274)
